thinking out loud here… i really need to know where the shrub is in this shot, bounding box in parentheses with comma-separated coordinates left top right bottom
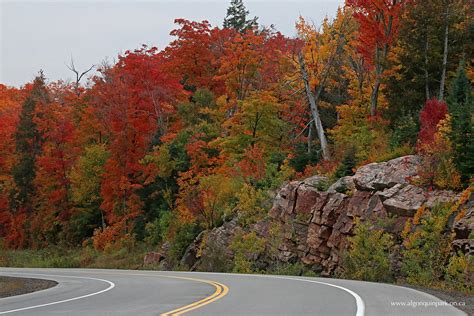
(168, 222, 201, 264)
(341, 219, 394, 282)
(417, 99, 448, 151)
(236, 183, 267, 227)
(445, 252, 473, 293)
(400, 204, 453, 286)
(230, 231, 266, 273)
(196, 238, 232, 272)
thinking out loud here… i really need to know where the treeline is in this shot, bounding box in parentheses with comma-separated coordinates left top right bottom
(0, 0, 472, 255)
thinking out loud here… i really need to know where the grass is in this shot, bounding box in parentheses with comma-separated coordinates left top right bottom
(0, 245, 150, 270)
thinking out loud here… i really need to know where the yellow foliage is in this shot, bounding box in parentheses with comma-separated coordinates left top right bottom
(329, 104, 389, 163)
(416, 115, 462, 190)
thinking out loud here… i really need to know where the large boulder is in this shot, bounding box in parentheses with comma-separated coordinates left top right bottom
(353, 155, 421, 191)
(382, 184, 426, 216)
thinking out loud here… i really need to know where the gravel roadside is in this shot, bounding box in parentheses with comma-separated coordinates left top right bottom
(0, 276, 57, 298)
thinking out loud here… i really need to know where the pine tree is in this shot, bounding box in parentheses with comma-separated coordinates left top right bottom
(223, 0, 258, 33)
(447, 61, 473, 183)
(11, 73, 48, 212)
(334, 146, 356, 179)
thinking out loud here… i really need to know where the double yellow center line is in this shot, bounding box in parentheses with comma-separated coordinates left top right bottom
(35, 270, 230, 315)
(160, 276, 229, 315)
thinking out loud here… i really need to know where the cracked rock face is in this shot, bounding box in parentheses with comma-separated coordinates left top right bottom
(266, 156, 468, 274)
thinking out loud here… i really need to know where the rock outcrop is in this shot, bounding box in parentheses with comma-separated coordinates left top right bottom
(181, 155, 472, 274)
(143, 252, 164, 265)
(452, 193, 474, 255)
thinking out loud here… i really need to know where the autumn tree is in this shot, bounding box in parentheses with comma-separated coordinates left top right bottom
(295, 11, 352, 160)
(346, 0, 403, 116)
(91, 46, 184, 245)
(223, 0, 258, 33)
(0, 85, 23, 247)
(164, 19, 227, 93)
(30, 92, 77, 245)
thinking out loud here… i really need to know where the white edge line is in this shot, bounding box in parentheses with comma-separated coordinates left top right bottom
(0, 273, 115, 315)
(272, 275, 365, 316)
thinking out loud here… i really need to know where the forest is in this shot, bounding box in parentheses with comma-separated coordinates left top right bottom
(0, 0, 473, 276)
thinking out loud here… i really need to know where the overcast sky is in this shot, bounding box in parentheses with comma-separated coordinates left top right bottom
(1, 0, 343, 87)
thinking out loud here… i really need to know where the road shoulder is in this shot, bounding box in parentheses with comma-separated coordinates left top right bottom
(0, 276, 57, 298)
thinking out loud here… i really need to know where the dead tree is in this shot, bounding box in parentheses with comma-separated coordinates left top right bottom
(66, 57, 95, 95)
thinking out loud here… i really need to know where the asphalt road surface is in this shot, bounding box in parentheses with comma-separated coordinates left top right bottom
(0, 268, 467, 315)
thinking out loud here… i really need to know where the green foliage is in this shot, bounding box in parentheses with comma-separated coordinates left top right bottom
(168, 221, 201, 263)
(67, 144, 110, 244)
(334, 147, 356, 179)
(223, 0, 258, 32)
(230, 231, 266, 273)
(342, 219, 394, 282)
(11, 75, 48, 211)
(400, 204, 452, 286)
(289, 142, 320, 173)
(144, 211, 173, 246)
(389, 114, 419, 148)
(222, 93, 289, 157)
(447, 61, 474, 182)
(385, 0, 468, 121)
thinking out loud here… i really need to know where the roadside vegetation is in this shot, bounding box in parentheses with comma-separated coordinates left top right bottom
(340, 197, 473, 295)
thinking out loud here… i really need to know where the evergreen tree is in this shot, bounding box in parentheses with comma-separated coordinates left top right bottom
(11, 73, 48, 212)
(447, 61, 473, 183)
(223, 0, 258, 33)
(334, 146, 356, 179)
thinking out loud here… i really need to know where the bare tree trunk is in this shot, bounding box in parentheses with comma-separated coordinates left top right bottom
(439, 9, 449, 100)
(370, 38, 384, 116)
(370, 68, 381, 116)
(424, 33, 430, 100)
(298, 52, 331, 160)
(307, 122, 312, 154)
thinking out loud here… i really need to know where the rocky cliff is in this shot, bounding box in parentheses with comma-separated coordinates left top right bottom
(178, 155, 473, 274)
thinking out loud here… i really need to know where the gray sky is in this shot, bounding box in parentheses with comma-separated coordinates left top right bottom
(1, 0, 343, 87)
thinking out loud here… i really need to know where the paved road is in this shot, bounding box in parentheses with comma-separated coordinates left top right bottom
(0, 268, 467, 315)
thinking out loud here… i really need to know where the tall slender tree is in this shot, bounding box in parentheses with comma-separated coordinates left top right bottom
(447, 61, 473, 182)
(11, 73, 48, 213)
(223, 0, 258, 33)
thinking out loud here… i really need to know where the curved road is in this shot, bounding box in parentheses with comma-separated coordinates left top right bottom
(0, 268, 466, 315)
